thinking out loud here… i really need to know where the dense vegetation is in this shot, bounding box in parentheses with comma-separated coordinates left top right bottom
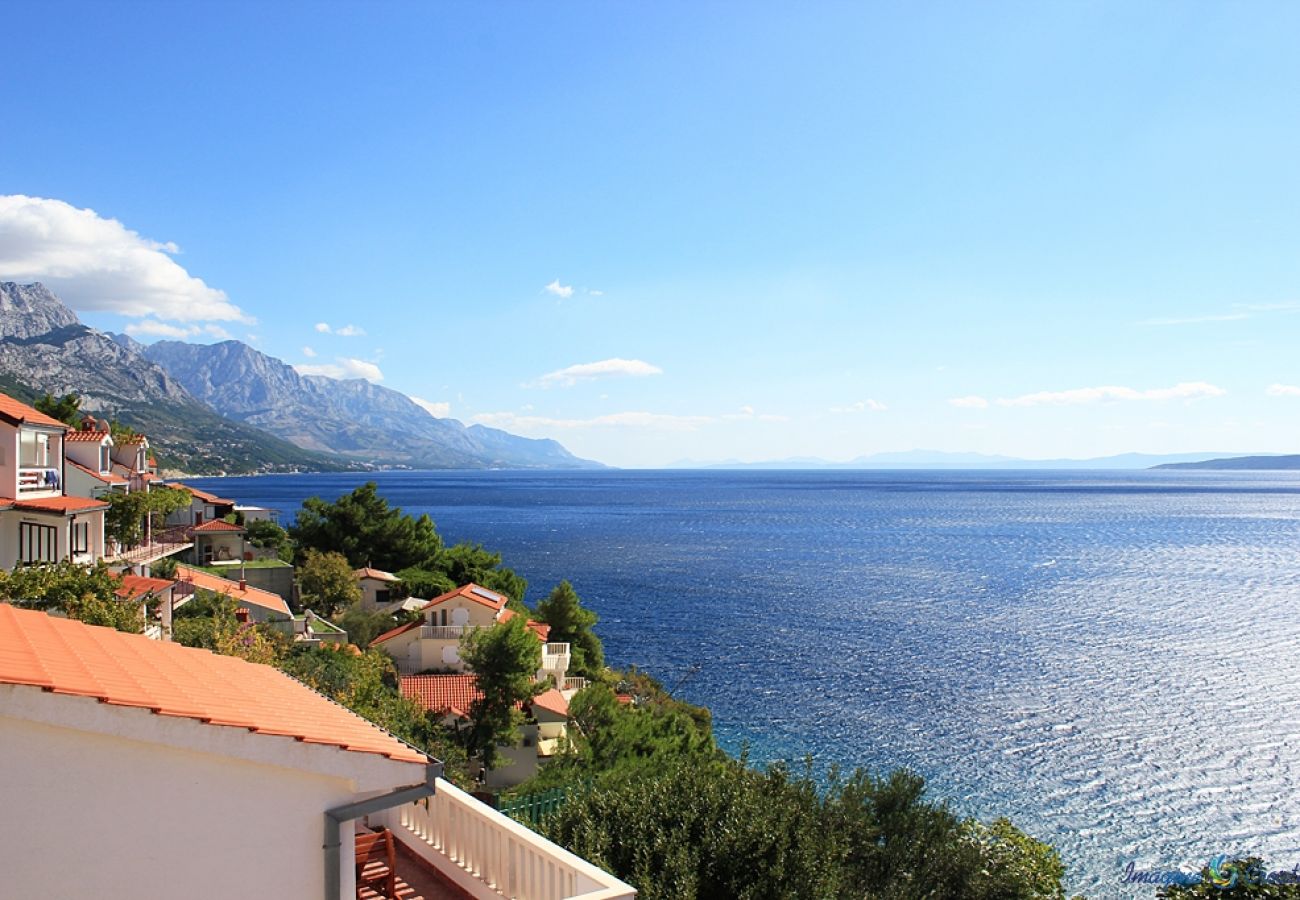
(5, 482, 1077, 899)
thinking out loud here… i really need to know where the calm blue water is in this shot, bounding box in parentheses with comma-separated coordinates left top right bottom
(191, 469, 1300, 896)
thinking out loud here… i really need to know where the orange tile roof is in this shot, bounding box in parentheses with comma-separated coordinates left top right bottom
(173, 564, 291, 616)
(172, 483, 235, 505)
(0, 605, 427, 765)
(0, 391, 68, 429)
(64, 429, 111, 443)
(529, 688, 569, 718)
(191, 519, 245, 533)
(68, 459, 128, 485)
(371, 619, 423, 645)
(114, 573, 176, 600)
(426, 583, 509, 613)
(13, 495, 110, 514)
(401, 674, 482, 719)
(355, 567, 400, 582)
(498, 608, 551, 641)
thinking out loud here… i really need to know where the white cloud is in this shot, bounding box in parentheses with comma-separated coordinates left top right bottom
(302, 345, 317, 358)
(473, 410, 711, 432)
(830, 399, 888, 414)
(948, 395, 990, 409)
(294, 357, 384, 382)
(997, 382, 1226, 407)
(535, 358, 663, 388)
(315, 322, 331, 333)
(125, 320, 201, 339)
(1266, 383, 1300, 397)
(411, 397, 451, 418)
(203, 324, 232, 340)
(544, 279, 574, 299)
(0, 194, 249, 322)
(335, 324, 366, 337)
(588, 289, 605, 297)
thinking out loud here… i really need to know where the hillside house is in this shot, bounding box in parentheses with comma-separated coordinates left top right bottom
(0, 391, 109, 569)
(0, 604, 635, 900)
(372, 583, 571, 686)
(401, 674, 573, 788)
(165, 482, 237, 527)
(189, 517, 247, 564)
(173, 562, 291, 624)
(62, 419, 128, 500)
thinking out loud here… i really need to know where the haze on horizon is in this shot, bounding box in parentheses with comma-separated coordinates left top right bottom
(2, 2, 1298, 469)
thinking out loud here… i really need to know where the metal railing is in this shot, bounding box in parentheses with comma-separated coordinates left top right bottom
(418, 625, 482, 640)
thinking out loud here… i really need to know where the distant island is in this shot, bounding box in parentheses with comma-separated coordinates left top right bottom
(1155, 454, 1300, 471)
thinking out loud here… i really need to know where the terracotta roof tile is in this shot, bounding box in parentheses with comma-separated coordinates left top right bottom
(371, 620, 422, 645)
(0, 392, 68, 429)
(354, 567, 400, 582)
(171, 483, 234, 505)
(191, 519, 245, 533)
(498, 608, 550, 641)
(529, 688, 569, 718)
(173, 565, 290, 616)
(114, 574, 176, 600)
(426, 583, 509, 613)
(0, 605, 427, 764)
(14, 495, 110, 514)
(64, 429, 112, 443)
(401, 674, 482, 719)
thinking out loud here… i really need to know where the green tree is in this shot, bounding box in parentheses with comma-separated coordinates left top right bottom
(34, 391, 82, 426)
(0, 561, 143, 633)
(291, 482, 442, 571)
(461, 616, 543, 768)
(535, 580, 604, 677)
(335, 605, 415, 649)
(245, 519, 294, 562)
(104, 486, 192, 549)
(437, 542, 528, 611)
(297, 549, 362, 616)
(172, 590, 287, 665)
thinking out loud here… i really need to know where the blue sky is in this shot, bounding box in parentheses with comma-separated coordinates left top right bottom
(3, 1, 1299, 467)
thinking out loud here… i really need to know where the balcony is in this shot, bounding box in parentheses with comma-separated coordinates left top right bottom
(372, 777, 635, 900)
(541, 643, 571, 672)
(562, 677, 588, 694)
(105, 524, 194, 567)
(418, 625, 482, 640)
(18, 466, 59, 495)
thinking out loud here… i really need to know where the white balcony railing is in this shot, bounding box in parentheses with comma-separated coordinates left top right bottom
(18, 467, 58, 494)
(377, 777, 635, 900)
(563, 677, 589, 693)
(418, 625, 482, 640)
(542, 643, 571, 672)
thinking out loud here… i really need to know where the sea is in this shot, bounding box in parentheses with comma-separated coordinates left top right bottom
(189, 468, 1300, 896)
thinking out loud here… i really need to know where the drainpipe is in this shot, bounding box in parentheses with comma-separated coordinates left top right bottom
(323, 760, 443, 900)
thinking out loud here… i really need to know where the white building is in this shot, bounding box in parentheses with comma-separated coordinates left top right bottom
(0, 392, 108, 569)
(0, 604, 635, 900)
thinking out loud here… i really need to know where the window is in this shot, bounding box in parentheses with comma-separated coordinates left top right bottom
(100, 445, 111, 472)
(376, 589, 391, 605)
(19, 523, 58, 564)
(71, 522, 90, 555)
(19, 431, 49, 467)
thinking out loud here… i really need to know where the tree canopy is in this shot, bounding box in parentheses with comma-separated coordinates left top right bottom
(1, 561, 142, 633)
(535, 580, 603, 677)
(297, 548, 361, 617)
(34, 391, 82, 426)
(461, 616, 544, 768)
(291, 482, 442, 571)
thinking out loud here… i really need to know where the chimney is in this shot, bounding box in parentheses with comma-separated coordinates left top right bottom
(235, 608, 250, 624)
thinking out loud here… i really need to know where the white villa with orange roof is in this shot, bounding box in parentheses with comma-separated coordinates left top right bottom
(0, 391, 109, 569)
(372, 582, 573, 688)
(0, 604, 635, 900)
(173, 562, 292, 623)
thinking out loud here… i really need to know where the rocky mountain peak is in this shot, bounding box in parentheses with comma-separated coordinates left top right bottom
(0, 282, 81, 339)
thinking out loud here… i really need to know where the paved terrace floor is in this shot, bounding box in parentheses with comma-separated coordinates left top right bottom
(357, 830, 473, 900)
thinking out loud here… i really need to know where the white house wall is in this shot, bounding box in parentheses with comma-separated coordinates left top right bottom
(0, 684, 425, 900)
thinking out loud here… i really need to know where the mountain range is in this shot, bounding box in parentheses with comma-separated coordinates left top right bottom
(0, 282, 597, 474)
